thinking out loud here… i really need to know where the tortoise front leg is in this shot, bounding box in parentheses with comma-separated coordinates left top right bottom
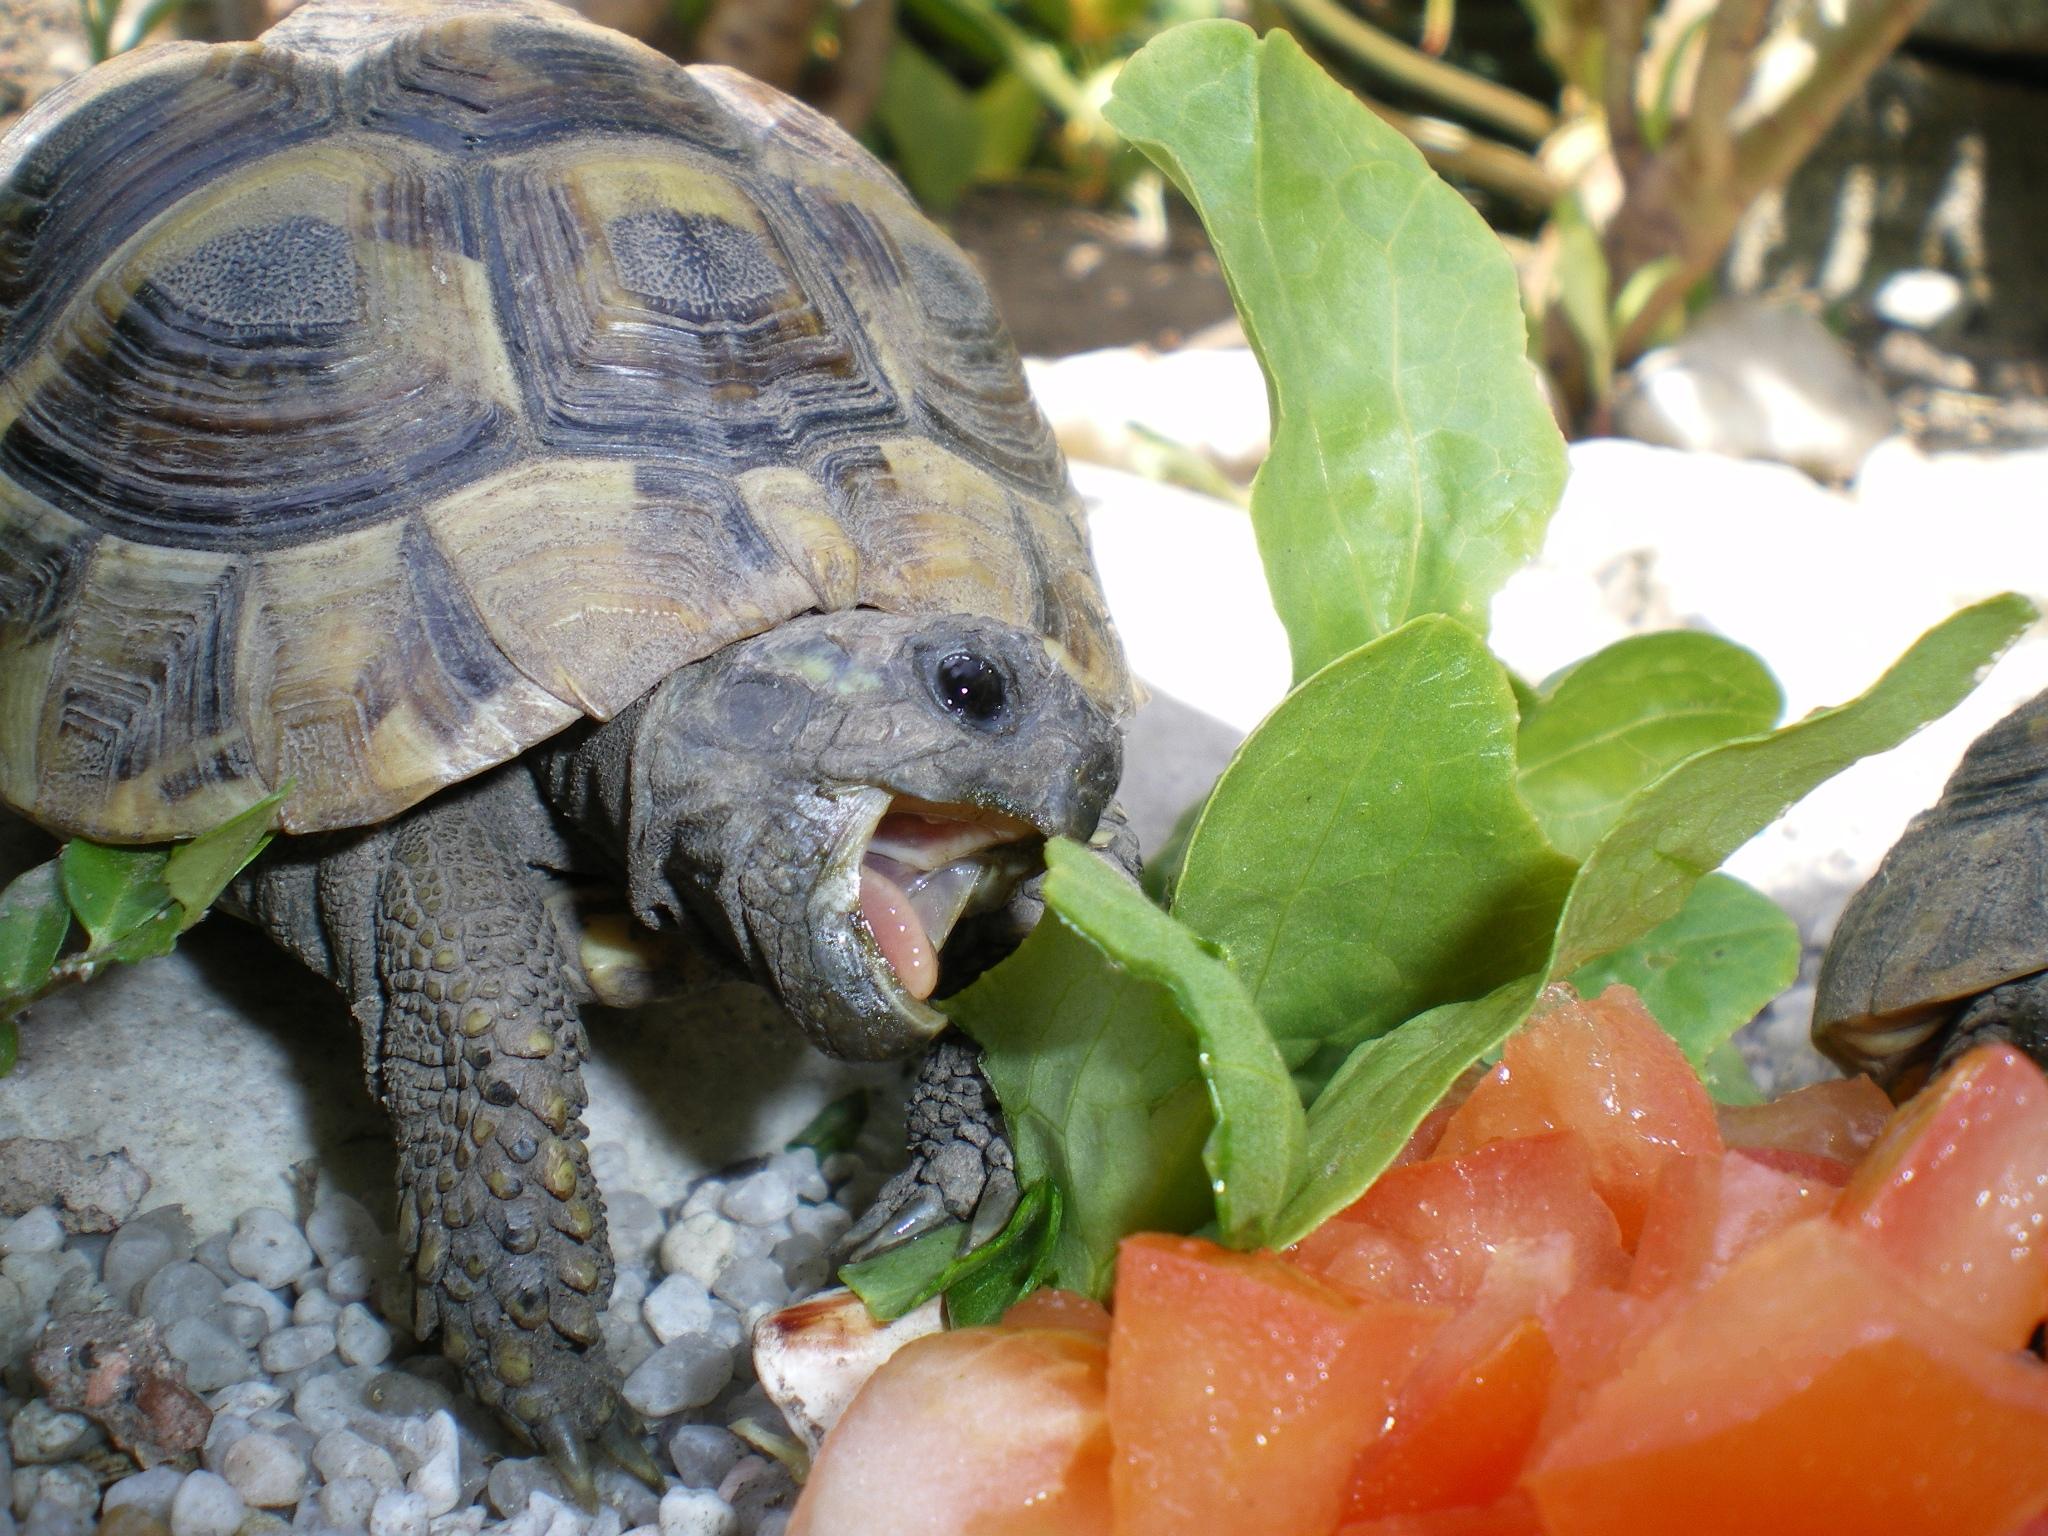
(358, 795, 619, 1484)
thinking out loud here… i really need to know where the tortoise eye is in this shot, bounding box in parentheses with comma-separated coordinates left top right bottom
(932, 651, 1008, 727)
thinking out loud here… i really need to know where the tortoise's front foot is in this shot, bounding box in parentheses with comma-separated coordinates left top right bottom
(843, 1034, 1019, 1260)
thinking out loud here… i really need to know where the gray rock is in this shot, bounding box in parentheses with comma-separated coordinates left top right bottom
(658, 1214, 737, 1287)
(319, 1477, 381, 1536)
(163, 1315, 258, 1393)
(0, 1276, 30, 1371)
(766, 1232, 828, 1297)
(598, 1308, 659, 1380)
(818, 1153, 860, 1191)
(2, 1250, 87, 1319)
(313, 1430, 404, 1491)
(605, 1193, 661, 1269)
(6, 1404, 94, 1466)
(367, 1490, 429, 1536)
(169, 1471, 247, 1536)
(220, 1432, 310, 1508)
(103, 1466, 187, 1522)
(102, 1207, 196, 1306)
(709, 1258, 785, 1316)
(782, 1203, 848, 1250)
(141, 1260, 227, 1328)
(620, 1337, 733, 1419)
(19, 1463, 95, 1536)
(406, 1413, 461, 1519)
(207, 1381, 287, 1417)
(483, 1462, 566, 1522)
(663, 1426, 743, 1491)
(654, 1490, 735, 1536)
(325, 1256, 377, 1305)
(718, 1172, 795, 1229)
(259, 1323, 336, 1375)
(715, 1457, 794, 1531)
(229, 1210, 315, 1290)
(293, 1364, 380, 1434)
(292, 1288, 342, 1327)
(335, 1304, 392, 1368)
(219, 1280, 290, 1335)
(592, 1469, 657, 1532)
(0, 1209, 61, 1257)
(767, 1151, 828, 1205)
(640, 1275, 715, 1346)
(215, 1301, 269, 1349)
(190, 1232, 239, 1288)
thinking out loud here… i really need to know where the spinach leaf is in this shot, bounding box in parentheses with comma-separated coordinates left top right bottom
(1103, 21, 1565, 681)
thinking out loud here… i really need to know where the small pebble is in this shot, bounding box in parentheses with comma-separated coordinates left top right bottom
(201, 1414, 253, 1473)
(593, 1468, 658, 1532)
(709, 1257, 787, 1315)
(483, 1462, 562, 1521)
(219, 1280, 290, 1334)
(319, 1477, 381, 1534)
(719, 1172, 796, 1229)
(336, 1303, 393, 1367)
(640, 1275, 715, 1345)
(717, 1457, 795, 1530)
(293, 1365, 380, 1434)
(428, 1510, 485, 1536)
(169, 1471, 246, 1536)
(664, 1426, 743, 1491)
(207, 1381, 286, 1417)
(220, 1432, 309, 1508)
(3, 1249, 89, 1319)
(140, 1261, 226, 1328)
(599, 1308, 659, 1379)
(102, 1208, 196, 1306)
(305, 1196, 381, 1268)
(214, 1301, 268, 1349)
(314, 1430, 404, 1491)
(654, 1489, 735, 1536)
(784, 1203, 850, 1249)
(162, 1316, 257, 1393)
(102, 1467, 185, 1522)
(7, 1404, 94, 1466)
(606, 1194, 661, 1266)
(621, 1337, 732, 1418)
(659, 1213, 737, 1287)
(189, 1231, 239, 1288)
(407, 1412, 461, 1519)
(259, 1322, 336, 1374)
(767, 1233, 829, 1296)
(293, 1288, 342, 1327)
(327, 1255, 377, 1304)
(229, 1210, 315, 1290)
(20, 1463, 96, 1536)
(768, 1150, 829, 1205)
(368, 1489, 430, 1536)
(0, 1210, 61, 1258)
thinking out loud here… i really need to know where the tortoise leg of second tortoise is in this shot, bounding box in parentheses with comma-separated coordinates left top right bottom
(247, 784, 626, 1498)
(1935, 969, 2048, 1075)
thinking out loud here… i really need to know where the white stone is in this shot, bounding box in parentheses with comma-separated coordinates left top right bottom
(1872, 268, 1967, 332)
(0, 1209, 61, 1257)
(318, 1476, 380, 1535)
(140, 1260, 226, 1327)
(101, 1207, 196, 1306)
(336, 1302, 393, 1367)
(220, 1432, 309, 1508)
(219, 1280, 290, 1334)
(718, 1170, 796, 1228)
(229, 1209, 315, 1289)
(201, 1414, 253, 1473)
(658, 1212, 737, 1288)
(294, 1365, 381, 1434)
(259, 1322, 336, 1374)
(1026, 345, 1269, 483)
(663, 1426, 743, 1491)
(326, 1255, 377, 1304)
(305, 1197, 381, 1267)
(19, 1463, 95, 1536)
(406, 1413, 461, 1519)
(640, 1274, 715, 1345)
(7, 1404, 93, 1466)
(207, 1381, 287, 1417)
(767, 1150, 829, 1205)
(620, 1337, 732, 1418)
(654, 1489, 735, 1536)
(314, 1430, 403, 1491)
(367, 1489, 430, 1536)
(427, 1511, 484, 1536)
(162, 1316, 257, 1393)
(293, 1287, 341, 1327)
(709, 1256, 785, 1315)
(168, 1470, 246, 1536)
(102, 1466, 186, 1521)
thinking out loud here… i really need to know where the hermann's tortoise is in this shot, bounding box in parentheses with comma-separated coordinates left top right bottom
(1815, 688, 2048, 1096)
(0, 0, 1133, 1482)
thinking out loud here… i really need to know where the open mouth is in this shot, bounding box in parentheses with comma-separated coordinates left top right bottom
(855, 799, 1041, 1002)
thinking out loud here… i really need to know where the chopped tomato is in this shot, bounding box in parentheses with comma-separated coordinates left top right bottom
(1630, 1150, 1833, 1298)
(1727, 1144, 1853, 1185)
(1717, 1072, 1893, 1163)
(788, 1325, 1110, 1536)
(1526, 1220, 2048, 1536)
(1001, 1287, 1112, 1335)
(1337, 1491, 1547, 1534)
(1435, 986, 1722, 1245)
(1304, 1132, 1628, 1306)
(1835, 1043, 2048, 1350)
(1108, 1234, 1441, 1536)
(1390, 1065, 1489, 1168)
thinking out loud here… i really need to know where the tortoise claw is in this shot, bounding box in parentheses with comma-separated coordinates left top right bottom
(601, 1415, 666, 1493)
(844, 1186, 948, 1263)
(965, 1166, 1020, 1252)
(535, 1412, 598, 1511)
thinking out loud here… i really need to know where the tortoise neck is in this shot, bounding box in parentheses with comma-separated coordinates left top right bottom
(536, 697, 647, 865)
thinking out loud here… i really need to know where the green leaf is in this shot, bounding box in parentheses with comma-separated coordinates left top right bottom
(163, 788, 287, 928)
(840, 1183, 1060, 1324)
(1036, 839, 1304, 1247)
(786, 1091, 869, 1159)
(1702, 1040, 1765, 1105)
(875, 36, 986, 210)
(944, 914, 1215, 1297)
(0, 1014, 15, 1076)
(1567, 873, 1800, 1068)
(1173, 617, 1576, 1069)
(0, 861, 71, 999)
(1517, 631, 1783, 860)
(58, 841, 172, 950)
(972, 71, 1044, 181)
(1552, 194, 1613, 404)
(841, 1222, 969, 1320)
(1552, 594, 2039, 977)
(1104, 22, 1566, 681)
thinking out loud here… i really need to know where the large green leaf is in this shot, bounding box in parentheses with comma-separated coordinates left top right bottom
(1552, 594, 2039, 976)
(163, 788, 286, 928)
(1035, 838, 1304, 1246)
(1172, 616, 1576, 1068)
(1104, 22, 1566, 681)
(875, 36, 986, 210)
(58, 841, 172, 950)
(1518, 632, 1783, 860)
(944, 914, 1215, 1297)
(0, 861, 70, 1000)
(1567, 873, 1800, 1068)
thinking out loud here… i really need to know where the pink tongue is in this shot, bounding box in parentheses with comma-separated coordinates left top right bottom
(859, 861, 937, 1000)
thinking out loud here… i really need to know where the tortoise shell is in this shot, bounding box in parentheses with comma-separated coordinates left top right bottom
(0, 0, 1130, 841)
(1813, 688, 2048, 1081)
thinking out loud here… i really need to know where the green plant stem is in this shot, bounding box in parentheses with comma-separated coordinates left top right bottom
(1273, 0, 1556, 144)
(1599, 0, 1648, 155)
(903, 0, 1093, 121)
(1685, 0, 1772, 189)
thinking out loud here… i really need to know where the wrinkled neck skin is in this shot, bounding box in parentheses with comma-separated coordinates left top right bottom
(545, 609, 1122, 1061)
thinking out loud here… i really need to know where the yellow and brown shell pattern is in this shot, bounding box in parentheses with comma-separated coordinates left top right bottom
(0, 0, 1131, 844)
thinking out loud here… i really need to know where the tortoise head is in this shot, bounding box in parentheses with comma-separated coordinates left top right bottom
(599, 609, 1121, 1059)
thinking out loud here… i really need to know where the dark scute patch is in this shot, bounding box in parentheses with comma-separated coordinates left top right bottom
(48, 558, 254, 788)
(487, 168, 905, 470)
(0, 49, 338, 377)
(398, 516, 520, 703)
(0, 516, 94, 650)
(2, 283, 515, 552)
(902, 242, 1000, 333)
(606, 211, 790, 324)
(347, 18, 744, 158)
(151, 216, 362, 337)
(634, 464, 781, 574)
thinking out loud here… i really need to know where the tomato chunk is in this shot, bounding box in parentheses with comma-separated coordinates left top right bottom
(1717, 1072, 1892, 1163)
(1001, 1287, 1112, 1335)
(1630, 1151, 1833, 1298)
(1835, 1043, 2048, 1349)
(788, 1325, 1110, 1536)
(1109, 1234, 1441, 1536)
(1311, 1132, 1628, 1306)
(1527, 1220, 2048, 1536)
(1337, 1492, 1547, 1535)
(1435, 986, 1722, 1245)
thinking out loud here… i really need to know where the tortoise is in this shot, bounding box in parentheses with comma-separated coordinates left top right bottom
(0, 0, 1134, 1484)
(1814, 687, 2048, 1096)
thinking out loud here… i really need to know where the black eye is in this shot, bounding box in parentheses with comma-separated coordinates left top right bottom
(932, 651, 1008, 726)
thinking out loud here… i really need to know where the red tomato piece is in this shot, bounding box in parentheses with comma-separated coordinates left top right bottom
(1526, 1220, 2048, 1536)
(1346, 1312, 1556, 1519)
(1630, 1151, 1833, 1298)
(1287, 1220, 1433, 1305)
(1835, 1043, 2048, 1350)
(1317, 1131, 1629, 1306)
(1728, 1144, 1852, 1186)
(1109, 1234, 1441, 1536)
(1002, 1287, 1112, 1335)
(1435, 986, 1722, 1246)
(788, 1325, 1110, 1536)
(1337, 1491, 1547, 1535)
(1717, 1072, 1892, 1163)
